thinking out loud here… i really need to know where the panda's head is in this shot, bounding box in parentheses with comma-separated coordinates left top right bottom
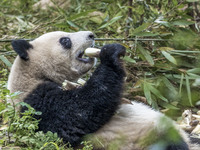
(11, 31, 96, 83)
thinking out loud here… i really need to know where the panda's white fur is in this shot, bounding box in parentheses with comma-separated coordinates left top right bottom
(8, 31, 199, 150)
(92, 102, 200, 150)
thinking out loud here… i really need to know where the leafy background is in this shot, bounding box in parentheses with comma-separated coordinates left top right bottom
(0, 0, 200, 149)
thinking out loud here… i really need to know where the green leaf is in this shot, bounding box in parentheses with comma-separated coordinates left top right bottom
(161, 51, 177, 65)
(67, 20, 79, 29)
(171, 19, 195, 26)
(158, 47, 174, 51)
(34, 111, 42, 115)
(123, 56, 136, 63)
(172, 0, 178, 5)
(134, 32, 159, 37)
(179, 73, 184, 95)
(28, 124, 35, 130)
(187, 68, 200, 74)
(159, 101, 179, 110)
(10, 91, 22, 97)
(132, 23, 151, 35)
(143, 82, 152, 105)
(187, 73, 200, 78)
(162, 77, 176, 93)
(40, 142, 59, 150)
(137, 45, 154, 66)
(19, 102, 34, 111)
(0, 55, 12, 68)
(68, 10, 96, 20)
(100, 0, 115, 3)
(90, 16, 103, 24)
(151, 100, 159, 110)
(186, 0, 200, 2)
(185, 75, 193, 106)
(149, 85, 169, 102)
(99, 16, 122, 29)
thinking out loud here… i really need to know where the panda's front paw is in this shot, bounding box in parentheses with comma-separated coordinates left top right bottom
(100, 44, 126, 65)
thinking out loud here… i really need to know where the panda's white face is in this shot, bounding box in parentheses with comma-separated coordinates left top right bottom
(7, 31, 96, 106)
(28, 31, 96, 83)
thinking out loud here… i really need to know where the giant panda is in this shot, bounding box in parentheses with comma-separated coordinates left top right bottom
(7, 31, 199, 150)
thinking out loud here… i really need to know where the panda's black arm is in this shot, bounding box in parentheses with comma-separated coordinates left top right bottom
(72, 43, 126, 128)
(63, 44, 125, 133)
(73, 63, 124, 127)
(22, 44, 126, 146)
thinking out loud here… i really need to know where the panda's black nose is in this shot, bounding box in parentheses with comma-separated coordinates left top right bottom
(88, 33, 95, 40)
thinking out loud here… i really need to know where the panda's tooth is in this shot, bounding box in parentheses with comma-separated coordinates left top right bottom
(84, 48, 101, 58)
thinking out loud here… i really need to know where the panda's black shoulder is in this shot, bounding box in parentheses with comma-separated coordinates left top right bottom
(23, 81, 69, 109)
(30, 81, 63, 98)
(37, 81, 62, 92)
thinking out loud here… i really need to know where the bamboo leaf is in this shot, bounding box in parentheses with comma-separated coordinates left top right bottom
(49, 142, 59, 150)
(69, 10, 96, 20)
(187, 73, 200, 79)
(185, 75, 193, 106)
(158, 47, 174, 51)
(187, 68, 200, 74)
(137, 45, 154, 66)
(171, 19, 195, 26)
(99, 16, 122, 29)
(179, 73, 184, 95)
(0, 55, 12, 68)
(162, 76, 176, 93)
(151, 100, 159, 110)
(123, 56, 136, 63)
(150, 87, 168, 102)
(67, 20, 79, 29)
(143, 82, 152, 105)
(40, 142, 59, 150)
(159, 101, 179, 110)
(134, 32, 159, 37)
(132, 23, 151, 35)
(186, 0, 199, 2)
(161, 51, 177, 65)
(101, 0, 115, 3)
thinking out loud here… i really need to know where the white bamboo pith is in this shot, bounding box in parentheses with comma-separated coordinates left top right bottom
(84, 48, 101, 58)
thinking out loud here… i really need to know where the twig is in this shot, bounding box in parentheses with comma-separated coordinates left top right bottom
(94, 38, 167, 41)
(187, 2, 196, 31)
(0, 39, 34, 42)
(0, 38, 168, 42)
(194, 2, 200, 17)
(125, 0, 133, 37)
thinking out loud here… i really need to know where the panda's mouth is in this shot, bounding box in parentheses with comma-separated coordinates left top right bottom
(76, 50, 94, 63)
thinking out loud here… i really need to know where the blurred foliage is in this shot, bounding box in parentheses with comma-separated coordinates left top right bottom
(142, 116, 183, 150)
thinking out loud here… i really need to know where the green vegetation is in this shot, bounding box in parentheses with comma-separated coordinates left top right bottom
(0, 0, 200, 149)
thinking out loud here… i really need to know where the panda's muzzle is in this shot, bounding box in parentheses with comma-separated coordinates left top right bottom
(76, 50, 94, 63)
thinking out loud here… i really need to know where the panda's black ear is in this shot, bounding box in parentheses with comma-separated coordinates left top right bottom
(11, 40, 33, 60)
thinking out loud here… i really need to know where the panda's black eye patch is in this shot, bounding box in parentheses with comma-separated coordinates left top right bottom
(59, 37, 72, 49)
